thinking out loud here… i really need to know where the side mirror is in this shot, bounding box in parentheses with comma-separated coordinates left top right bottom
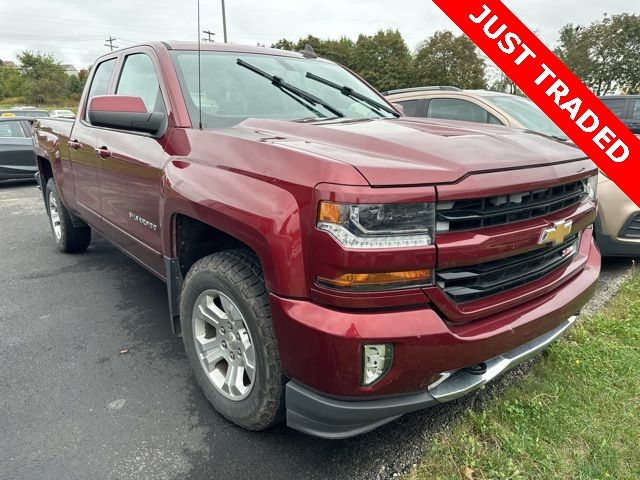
(88, 95, 166, 136)
(391, 102, 405, 116)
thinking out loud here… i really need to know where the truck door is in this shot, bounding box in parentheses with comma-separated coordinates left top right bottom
(96, 50, 167, 275)
(69, 57, 117, 226)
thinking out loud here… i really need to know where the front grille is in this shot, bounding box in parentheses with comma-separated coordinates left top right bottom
(437, 179, 588, 232)
(620, 214, 640, 239)
(436, 234, 580, 303)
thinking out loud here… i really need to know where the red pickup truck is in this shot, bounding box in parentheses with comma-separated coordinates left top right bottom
(33, 41, 600, 439)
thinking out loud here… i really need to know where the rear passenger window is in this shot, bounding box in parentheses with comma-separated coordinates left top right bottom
(0, 121, 25, 137)
(85, 58, 117, 120)
(600, 98, 627, 118)
(396, 100, 421, 117)
(116, 54, 166, 114)
(427, 98, 492, 124)
(632, 100, 640, 120)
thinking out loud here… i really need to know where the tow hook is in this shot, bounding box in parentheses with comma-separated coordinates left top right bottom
(463, 362, 488, 376)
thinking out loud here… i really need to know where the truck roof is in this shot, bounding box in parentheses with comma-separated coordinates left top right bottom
(102, 41, 316, 61)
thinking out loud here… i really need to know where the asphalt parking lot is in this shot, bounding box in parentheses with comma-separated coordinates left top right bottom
(1, 180, 636, 480)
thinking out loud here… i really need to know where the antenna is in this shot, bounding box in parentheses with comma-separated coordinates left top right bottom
(197, 0, 203, 129)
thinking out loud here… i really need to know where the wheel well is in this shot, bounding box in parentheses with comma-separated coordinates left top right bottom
(38, 156, 53, 185)
(174, 214, 251, 277)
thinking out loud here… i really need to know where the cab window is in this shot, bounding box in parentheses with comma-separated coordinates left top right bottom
(600, 98, 627, 118)
(632, 99, 640, 120)
(85, 58, 117, 120)
(427, 98, 495, 124)
(396, 100, 421, 117)
(116, 54, 166, 114)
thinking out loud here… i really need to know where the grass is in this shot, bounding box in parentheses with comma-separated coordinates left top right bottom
(409, 274, 640, 480)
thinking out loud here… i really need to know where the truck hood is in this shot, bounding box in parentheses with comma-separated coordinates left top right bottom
(238, 117, 587, 186)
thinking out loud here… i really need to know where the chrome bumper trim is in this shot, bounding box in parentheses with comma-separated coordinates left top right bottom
(428, 315, 577, 403)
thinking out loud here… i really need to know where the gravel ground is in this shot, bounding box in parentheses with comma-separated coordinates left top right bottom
(0, 180, 636, 480)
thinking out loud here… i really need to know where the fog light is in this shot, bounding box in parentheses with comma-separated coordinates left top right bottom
(363, 344, 393, 385)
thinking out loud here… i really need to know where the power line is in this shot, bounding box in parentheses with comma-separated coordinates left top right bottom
(104, 36, 118, 52)
(202, 30, 215, 42)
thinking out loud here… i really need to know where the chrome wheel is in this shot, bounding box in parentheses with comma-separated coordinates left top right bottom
(192, 290, 256, 401)
(48, 190, 62, 240)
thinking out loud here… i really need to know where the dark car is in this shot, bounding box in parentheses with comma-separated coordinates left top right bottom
(598, 95, 640, 134)
(0, 117, 37, 181)
(0, 109, 50, 118)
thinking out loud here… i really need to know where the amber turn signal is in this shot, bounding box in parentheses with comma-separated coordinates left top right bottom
(318, 201, 348, 224)
(318, 269, 432, 291)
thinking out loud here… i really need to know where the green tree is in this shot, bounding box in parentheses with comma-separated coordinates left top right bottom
(271, 38, 298, 51)
(555, 14, 640, 95)
(350, 29, 413, 92)
(414, 31, 487, 89)
(272, 36, 355, 66)
(0, 61, 23, 99)
(18, 51, 69, 104)
(272, 30, 411, 92)
(68, 74, 85, 96)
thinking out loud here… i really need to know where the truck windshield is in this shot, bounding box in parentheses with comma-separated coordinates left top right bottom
(485, 95, 568, 141)
(170, 51, 396, 128)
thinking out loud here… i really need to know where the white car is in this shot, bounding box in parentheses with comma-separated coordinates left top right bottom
(49, 109, 76, 119)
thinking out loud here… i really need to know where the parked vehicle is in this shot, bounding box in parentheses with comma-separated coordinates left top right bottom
(33, 42, 600, 439)
(590, 96, 640, 255)
(386, 88, 640, 257)
(49, 109, 76, 119)
(0, 117, 37, 181)
(0, 109, 49, 118)
(384, 87, 568, 140)
(599, 95, 640, 134)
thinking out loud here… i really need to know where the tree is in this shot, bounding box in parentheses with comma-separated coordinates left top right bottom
(350, 30, 413, 92)
(0, 62, 23, 99)
(272, 30, 411, 91)
(414, 31, 486, 89)
(272, 36, 355, 66)
(555, 14, 640, 95)
(18, 51, 69, 104)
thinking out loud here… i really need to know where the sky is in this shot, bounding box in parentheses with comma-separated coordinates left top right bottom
(0, 0, 638, 68)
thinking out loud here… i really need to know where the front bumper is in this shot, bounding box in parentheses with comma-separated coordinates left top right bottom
(286, 315, 576, 439)
(271, 232, 600, 438)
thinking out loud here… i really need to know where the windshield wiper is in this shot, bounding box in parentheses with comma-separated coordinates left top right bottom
(305, 72, 400, 118)
(236, 59, 344, 119)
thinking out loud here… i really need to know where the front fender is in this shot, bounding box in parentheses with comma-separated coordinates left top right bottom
(162, 160, 309, 298)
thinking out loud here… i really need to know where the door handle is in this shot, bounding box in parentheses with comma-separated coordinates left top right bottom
(94, 146, 111, 159)
(69, 140, 82, 150)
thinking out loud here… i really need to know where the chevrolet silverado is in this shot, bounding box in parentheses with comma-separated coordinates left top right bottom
(33, 41, 601, 439)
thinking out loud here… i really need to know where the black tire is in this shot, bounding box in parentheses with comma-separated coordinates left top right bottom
(180, 249, 286, 430)
(45, 178, 91, 253)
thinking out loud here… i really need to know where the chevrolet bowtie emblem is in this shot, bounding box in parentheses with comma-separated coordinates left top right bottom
(540, 220, 573, 246)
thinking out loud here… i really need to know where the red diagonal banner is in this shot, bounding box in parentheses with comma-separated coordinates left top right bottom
(433, 0, 640, 206)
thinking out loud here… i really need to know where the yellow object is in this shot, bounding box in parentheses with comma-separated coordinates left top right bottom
(319, 269, 432, 289)
(318, 201, 347, 224)
(1, 112, 16, 117)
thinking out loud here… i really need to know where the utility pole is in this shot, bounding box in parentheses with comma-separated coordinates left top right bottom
(104, 36, 118, 52)
(221, 0, 228, 43)
(202, 30, 215, 42)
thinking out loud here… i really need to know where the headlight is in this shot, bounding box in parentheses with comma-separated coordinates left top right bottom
(317, 201, 436, 248)
(586, 174, 598, 201)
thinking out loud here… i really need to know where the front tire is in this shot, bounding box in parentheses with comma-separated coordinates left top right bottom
(180, 249, 286, 430)
(45, 178, 91, 253)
